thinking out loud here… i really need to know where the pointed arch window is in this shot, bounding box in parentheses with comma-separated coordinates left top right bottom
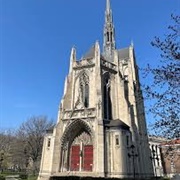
(103, 72, 112, 121)
(107, 32, 110, 42)
(110, 31, 113, 41)
(80, 73, 89, 108)
(84, 84, 89, 108)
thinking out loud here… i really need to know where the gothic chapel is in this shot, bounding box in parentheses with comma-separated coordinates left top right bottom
(38, 0, 153, 179)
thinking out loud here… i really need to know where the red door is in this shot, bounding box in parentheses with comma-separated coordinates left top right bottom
(83, 145, 93, 171)
(70, 145, 80, 171)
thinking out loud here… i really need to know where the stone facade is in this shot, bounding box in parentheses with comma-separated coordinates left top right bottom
(149, 136, 166, 177)
(38, 0, 153, 179)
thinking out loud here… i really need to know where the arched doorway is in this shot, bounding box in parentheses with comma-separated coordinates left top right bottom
(70, 132, 93, 171)
(60, 120, 94, 172)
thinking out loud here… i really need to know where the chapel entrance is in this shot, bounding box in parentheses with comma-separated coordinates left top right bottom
(70, 132, 93, 171)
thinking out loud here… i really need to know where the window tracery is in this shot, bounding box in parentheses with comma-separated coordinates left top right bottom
(103, 72, 112, 121)
(72, 132, 92, 145)
(79, 72, 89, 108)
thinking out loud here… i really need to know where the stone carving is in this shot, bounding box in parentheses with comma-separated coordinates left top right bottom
(81, 111, 85, 116)
(89, 67, 94, 72)
(87, 59, 93, 65)
(79, 72, 89, 85)
(103, 72, 111, 87)
(72, 132, 92, 145)
(102, 69, 108, 75)
(63, 108, 96, 120)
(62, 143, 68, 150)
(98, 99, 102, 109)
(101, 59, 117, 71)
(110, 74, 115, 80)
(74, 59, 95, 69)
(74, 94, 83, 109)
(73, 71, 90, 110)
(122, 65, 128, 78)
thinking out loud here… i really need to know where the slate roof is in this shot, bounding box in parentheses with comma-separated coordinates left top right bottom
(118, 47, 130, 60)
(82, 45, 130, 60)
(83, 45, 95, 59)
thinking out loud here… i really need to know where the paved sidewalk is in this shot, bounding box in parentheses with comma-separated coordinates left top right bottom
(171, 174, 180, 180)
(5, 175, 19, 180)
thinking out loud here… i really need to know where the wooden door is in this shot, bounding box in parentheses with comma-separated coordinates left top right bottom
(70, 145, 80, 171)
(83, 145, 93, 171)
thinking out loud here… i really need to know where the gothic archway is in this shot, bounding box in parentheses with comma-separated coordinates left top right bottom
(60, 119, 94, 172)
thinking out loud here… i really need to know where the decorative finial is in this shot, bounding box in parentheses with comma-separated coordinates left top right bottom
(131, 40, 134, 47)
(106, 0, 111, 14)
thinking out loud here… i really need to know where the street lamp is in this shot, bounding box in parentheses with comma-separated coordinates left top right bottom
(128, 144, 138, 179)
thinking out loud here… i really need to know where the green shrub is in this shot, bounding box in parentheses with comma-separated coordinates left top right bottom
(0, 175, 5, 180)
(19, 174, 28, 179)
(27, 175, 38, 180)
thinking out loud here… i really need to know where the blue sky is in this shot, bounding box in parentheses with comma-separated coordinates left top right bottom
(0, 0, 179, 130)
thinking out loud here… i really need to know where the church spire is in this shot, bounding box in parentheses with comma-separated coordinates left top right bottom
(106, 0, 111, 14)
(103, 0, 116, 58)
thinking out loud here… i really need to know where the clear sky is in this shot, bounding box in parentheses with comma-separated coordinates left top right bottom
(0, 0, 179, 130)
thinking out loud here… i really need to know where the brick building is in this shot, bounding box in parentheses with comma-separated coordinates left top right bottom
(149, 136, 180, 178)
(161, 139, 180, 177)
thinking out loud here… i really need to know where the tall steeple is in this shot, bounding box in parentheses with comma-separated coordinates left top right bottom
(103, 0, 116, 58)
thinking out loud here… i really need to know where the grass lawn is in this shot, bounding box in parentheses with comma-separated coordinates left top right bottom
(0, 173, 37, 180)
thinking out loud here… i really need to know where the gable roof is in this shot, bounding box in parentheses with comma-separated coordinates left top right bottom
(161, 139, 180, 146)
